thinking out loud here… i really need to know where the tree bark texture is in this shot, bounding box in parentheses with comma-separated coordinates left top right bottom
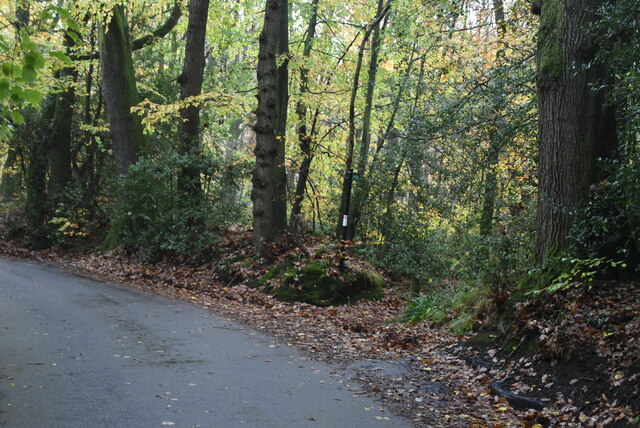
(178, 0, 210, 196)
(252, 0, 289, 252)
(98, 4, 148, 176)
(535, 0, 617, 257)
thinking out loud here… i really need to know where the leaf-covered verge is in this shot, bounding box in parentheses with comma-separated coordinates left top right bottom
(0, 230, 638, 427)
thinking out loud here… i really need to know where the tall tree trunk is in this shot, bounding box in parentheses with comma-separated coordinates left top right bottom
(336, 1, 392, 238)
(26, 101, 55, 245)
(289, 0, 319, 230)
(98, 4, 148, 176)
(177, 0, 210, 196)
(272, 0, 289, 233)
(252, 0, 289, 253)
(535, 0, 617, 258)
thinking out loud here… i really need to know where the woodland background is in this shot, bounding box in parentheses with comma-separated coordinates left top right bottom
(0, 0, 639, 423)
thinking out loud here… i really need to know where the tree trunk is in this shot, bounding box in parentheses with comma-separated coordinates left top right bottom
(535, 0, 617, 258)
(289, 0, 319, 230)
(479, 0, 507, 235)
(26, 101, 55, 245)
(0, 145, 22, 199)
(98, 4, 148, 176)
(252, 0, 289, 253)
(380, 152, 405, 252)
(49, 34, 76, 196)
(336, 1, 392, 238)
(177, 0, 210, 196)
(479, 129, 500, 235)
(348, 0, 387, 239)
(273, 0, 289, 233)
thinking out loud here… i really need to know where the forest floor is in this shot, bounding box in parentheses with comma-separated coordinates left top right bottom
(0, 231, 638, 427)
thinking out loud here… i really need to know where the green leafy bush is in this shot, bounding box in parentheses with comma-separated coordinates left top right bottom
(528, 257, 625, 295)
(46, 181, 110, 247)
(112, 151, 249, 263)
(569, 177, 633, 261)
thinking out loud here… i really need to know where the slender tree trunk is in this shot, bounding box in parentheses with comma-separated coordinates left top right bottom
(252, 0, 289, 253)
(98, 4, 148, 176)
(272, 0, 289, 232)
(336, 1, 392, 238)
(289, 0, 319, 230)
(535, 0, 617, 258)
(380, 151, 406, 258)
(479, 129, 500, 235)
(479, 0, 507, 235)
(177, 0, 210, 196)
(348, 0, 387, 239)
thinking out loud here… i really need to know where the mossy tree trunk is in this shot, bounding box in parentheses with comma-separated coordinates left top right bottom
(26, 101, 55, 245)
(98, 4, 149, 177)
(535, 0, 617, 258)
(98, 5, 150, 250)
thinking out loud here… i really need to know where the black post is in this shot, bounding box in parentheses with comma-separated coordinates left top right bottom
(339, 169, 353, 270)
(341, 169, 354, 242)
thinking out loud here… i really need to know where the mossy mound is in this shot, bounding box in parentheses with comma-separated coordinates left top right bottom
(262, 259, 384, 306)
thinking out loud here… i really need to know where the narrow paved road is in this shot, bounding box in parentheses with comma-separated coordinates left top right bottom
(0, 258, 411, 428)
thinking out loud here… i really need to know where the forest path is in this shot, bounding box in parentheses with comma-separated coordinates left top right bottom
(0, 258, 411, 428)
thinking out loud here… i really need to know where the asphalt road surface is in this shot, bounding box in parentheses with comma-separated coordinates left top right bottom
(0, 258, 412, 428)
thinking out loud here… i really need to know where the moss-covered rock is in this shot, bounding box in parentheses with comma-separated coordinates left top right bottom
(263, 259, 384, 306)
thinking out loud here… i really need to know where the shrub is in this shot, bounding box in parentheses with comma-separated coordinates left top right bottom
(112, 151, 249, 263)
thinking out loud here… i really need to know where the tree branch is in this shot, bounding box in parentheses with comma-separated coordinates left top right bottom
(76, 3, 182, 61)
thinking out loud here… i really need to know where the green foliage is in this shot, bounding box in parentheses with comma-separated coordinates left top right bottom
(112, 151, 249, 263)
(46, 182, 110, 247)
(586, 0, 640, 265)
(398, 286, 491, 334)
(397, 294, 447, 324)
(528, 257, 625, 295)
(467, 232, 529, 297)
(366, 211, 452, 283)
(569, 179, 631, 260)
